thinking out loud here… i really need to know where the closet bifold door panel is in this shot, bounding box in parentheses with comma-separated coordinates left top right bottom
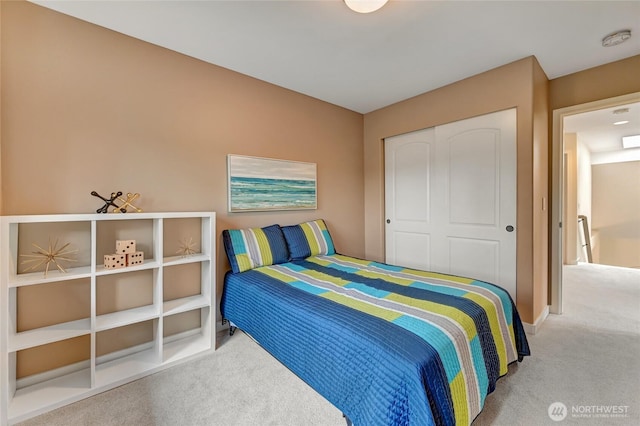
(385, 108, 517, 298)
(0, 212, 216, 425)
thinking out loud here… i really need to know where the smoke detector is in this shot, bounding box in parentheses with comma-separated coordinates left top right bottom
(602, 30, 631, 47)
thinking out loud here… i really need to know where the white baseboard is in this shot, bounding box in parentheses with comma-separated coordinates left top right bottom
(523, 305, 549, 335)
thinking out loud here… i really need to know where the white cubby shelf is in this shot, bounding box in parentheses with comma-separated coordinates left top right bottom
(0, 212, 216, 425)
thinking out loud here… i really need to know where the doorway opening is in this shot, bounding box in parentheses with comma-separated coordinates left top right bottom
(550, 92, 640, 314)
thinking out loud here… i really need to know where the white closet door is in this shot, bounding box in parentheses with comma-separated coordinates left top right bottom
(385, 108, 517, 297)
(384, 128, 435, 270)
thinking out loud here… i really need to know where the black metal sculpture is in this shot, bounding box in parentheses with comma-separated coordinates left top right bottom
(91, 191, 126, 213)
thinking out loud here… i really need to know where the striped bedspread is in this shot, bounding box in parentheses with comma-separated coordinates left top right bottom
(221, 254, 530, 426)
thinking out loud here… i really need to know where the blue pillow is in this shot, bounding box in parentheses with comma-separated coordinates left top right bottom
(281, 219, 335, 260)
(222, 224, 289, 273)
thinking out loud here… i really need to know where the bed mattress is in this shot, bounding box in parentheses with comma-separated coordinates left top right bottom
(220, 254, 530, 426)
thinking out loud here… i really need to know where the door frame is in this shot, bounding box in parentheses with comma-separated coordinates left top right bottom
(550, 91, 640, 314)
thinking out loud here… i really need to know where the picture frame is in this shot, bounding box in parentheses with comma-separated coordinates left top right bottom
(227, 154, 317, 212)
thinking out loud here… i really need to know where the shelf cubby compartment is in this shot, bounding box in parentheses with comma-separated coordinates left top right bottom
(95, 218, 156, 269)
(94, 320, 160, 388)
(8, 219, 91, 288)
(95, 268, 159, 332)
(10, 367, 92, 423)
(163, 216, 205, 258)
(9, 336, 91, 423)
(10, 278, 91, 351)
(163, 262, 206, 309)
(162, 307, 212, 364)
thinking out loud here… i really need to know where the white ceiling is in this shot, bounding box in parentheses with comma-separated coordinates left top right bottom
(30, 0, 640, 115)
(564, 101, 640, 155)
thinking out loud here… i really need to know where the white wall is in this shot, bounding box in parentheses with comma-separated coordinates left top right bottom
(592, 161, 640, 268)
(576, 139, 593, 262)
(592, 147, 640, 165)
(567, 132, 639, 267)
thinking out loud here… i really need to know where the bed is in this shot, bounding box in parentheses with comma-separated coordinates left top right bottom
(220, 220, 530, 426)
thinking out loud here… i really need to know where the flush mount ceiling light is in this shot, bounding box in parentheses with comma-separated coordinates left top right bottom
(622, 134, 640, 149)
(344, 0, 389, 13)
(613, 107, 630, 114)
(613, 108, 630, 125)
(602, 30, 631, 47)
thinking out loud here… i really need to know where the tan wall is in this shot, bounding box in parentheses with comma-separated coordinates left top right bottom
(1, 1, 365, 266)
(363, 56, 549, 324)
(592, 161, 640, 268)
(576, 140, 592, 262)
(549, 55, 640, 111)
(1, 2, 364, 376)
(532, 61, 549, 320)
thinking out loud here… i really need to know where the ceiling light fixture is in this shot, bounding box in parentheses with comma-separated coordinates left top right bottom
(613, 120, 629, 125)
(344, 0, 389, 14)
(622, 135, 640, 149)
(602, 30, 631, 47)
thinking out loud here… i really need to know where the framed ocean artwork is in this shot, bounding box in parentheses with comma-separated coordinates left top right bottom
(227, 155, 317, 212)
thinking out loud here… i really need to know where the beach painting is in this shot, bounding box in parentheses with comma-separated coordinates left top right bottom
(227, 155, 317, 212)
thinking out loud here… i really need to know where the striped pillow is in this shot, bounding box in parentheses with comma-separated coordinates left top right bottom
(222, 224, 289, 273)
(282, 219, 336, 260)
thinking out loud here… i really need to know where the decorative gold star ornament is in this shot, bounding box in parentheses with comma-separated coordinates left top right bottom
(176, 237, 197, 257)
(20, 238, 78, 277)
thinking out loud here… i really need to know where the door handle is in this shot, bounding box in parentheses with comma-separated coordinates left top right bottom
(506, 225, 514, 232)
(386, 219, 391, 224)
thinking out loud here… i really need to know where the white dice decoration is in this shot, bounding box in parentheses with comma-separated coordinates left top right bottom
(104, 240, 144, 269)
(127, 251, 144, 266)
(115, 240, 136, 254)
(104, 254, 126, 269)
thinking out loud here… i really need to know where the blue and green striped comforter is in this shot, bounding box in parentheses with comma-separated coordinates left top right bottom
(220, 254, 530, 426)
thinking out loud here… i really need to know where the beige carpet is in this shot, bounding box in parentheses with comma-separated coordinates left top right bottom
(473, 263, 640, 425)
(18, 263, 640, 426)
